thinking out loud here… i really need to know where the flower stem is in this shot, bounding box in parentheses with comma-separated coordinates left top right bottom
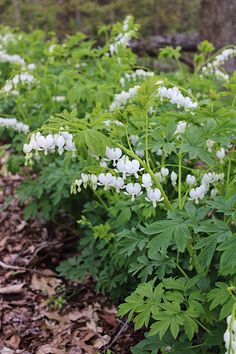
(145, 110, 150, 169)
(178, 153, 182, 210)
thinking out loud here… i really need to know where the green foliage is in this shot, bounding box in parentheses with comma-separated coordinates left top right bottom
(1, 16, 236, 354)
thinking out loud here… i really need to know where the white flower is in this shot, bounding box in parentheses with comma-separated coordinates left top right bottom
(189, 185, 206, 204)
(109, 17, 136, 55)
(170, 171, 178, 186)
(106, 147, 122, 165)
(145, 188, 163, 207)
(100, 159, 108, 168)
(120, 69, 154, 87)
(206, 139, 215, 152)
(109, 85, 140, 112)
(0, 117, 29, 133)
(90, 174, 98, 190)
(113, 177, 125, 192)
(161, 167, 169, 177)
(135, 149, 145, 158)
(98, 172, 115, 190)
(81, 173, 89, 188)
(125, 182, 143, 201)
(224, 314, 236, 353)
(0, 50, 25, 66)
(53, 96, 65, 102)
(175, 121, 187, 135)
(23, 131, 76, 157)
(157, 85, 197, 110)
(156, 149, 163, 157)
(155, 172, 163, 182)
(74, 179, 83, 192)
(202, 47, 236, 80)
(27, 63, 36, 71)
(210, 188, 218, 198)
(186, 174, 196, 185)
(141, 173, 152, 189)
(116, 156, 141, 178)
(216, 147, 226, 162)
(2, 72, 36, 95)
(130, 135, 139, 146)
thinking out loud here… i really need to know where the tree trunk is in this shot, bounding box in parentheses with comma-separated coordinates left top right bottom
(12, 0, 21, 26)
(200, 0, 236, 47)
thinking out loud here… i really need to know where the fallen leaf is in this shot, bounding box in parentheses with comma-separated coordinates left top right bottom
(36, 344, 57, 354)
(0, 347, 14, 354)
(5, 334, 21, 349)
(100, 312, 118, 327)
(0, 236, 8, 250)
(0, 283, 25, 294)
(31, 273, 61, 296)
(16, 220, 27, 232)
(93, 334, 110, 349)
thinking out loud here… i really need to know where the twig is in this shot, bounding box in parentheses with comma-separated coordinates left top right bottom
(0, 260, 60, 277)
(104, 319, 129, 351)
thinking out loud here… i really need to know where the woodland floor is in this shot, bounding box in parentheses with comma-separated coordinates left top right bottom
(0, 161, 141, 354)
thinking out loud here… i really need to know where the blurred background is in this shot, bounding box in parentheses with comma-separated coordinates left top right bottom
(0, 0, 235, 63)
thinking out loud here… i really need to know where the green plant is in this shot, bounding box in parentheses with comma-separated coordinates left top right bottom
(2, 16, 236, 353)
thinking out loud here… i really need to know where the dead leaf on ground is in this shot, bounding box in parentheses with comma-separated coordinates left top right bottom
(0, 283, 25, 294)
(0, 347, 14, 354)
(31, 273, 61, 296)
(36, 344, 64, 354)
(5, 334, 21, 349)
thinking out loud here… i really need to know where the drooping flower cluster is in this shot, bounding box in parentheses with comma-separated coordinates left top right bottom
(0, 117, 29, 133)
(0, 50, 25, 66)
(0, 33, 17, 47)
(109, 16, 136, 55)
(202, 47, 236, 80)
(157, 85, 198, 110)
(1, 72, 36, 95)
(72, 147, 165, 207)
(23, 131, 76, 158)
(224, 315, 236, 353)
(188, 172, 224, 203)
(109, 85, 140, 112)
(120, 69, 154, 87)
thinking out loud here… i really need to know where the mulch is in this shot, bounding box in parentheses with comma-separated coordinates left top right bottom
(0, 161, 141, 354)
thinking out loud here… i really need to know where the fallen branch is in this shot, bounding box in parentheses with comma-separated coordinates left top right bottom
(0, 260, 59, 277)
(131, 32, 199, 56)
(104, 319, 129, 351)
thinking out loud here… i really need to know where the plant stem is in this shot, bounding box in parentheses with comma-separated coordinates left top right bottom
(178, 153, 182, 210)
(195, 319, 212, 335)
(145, 110, 150, 169)
(226, 157, 232, 187)
(186, 242, 204, 274)
(92, 189, 109, 212)
(125, 125, 134, 153)
(176, 263, 188, 278)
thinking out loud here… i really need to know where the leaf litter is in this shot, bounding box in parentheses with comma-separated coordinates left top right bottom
(0, 160, 141, 353)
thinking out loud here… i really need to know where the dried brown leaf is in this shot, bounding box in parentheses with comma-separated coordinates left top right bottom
(31, 273, 61, 296)
(0, 283, 25, 294)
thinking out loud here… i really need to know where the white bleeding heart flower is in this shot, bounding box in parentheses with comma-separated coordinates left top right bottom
(125, 182, 143, 201)
(161, 167, 169, 177)
(141, 173, 152, 189)
(170, 171, 178, 186)
(186, 174, 196, 185)
(145, 188, 163, 207)
(106, 147, 122, 165)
